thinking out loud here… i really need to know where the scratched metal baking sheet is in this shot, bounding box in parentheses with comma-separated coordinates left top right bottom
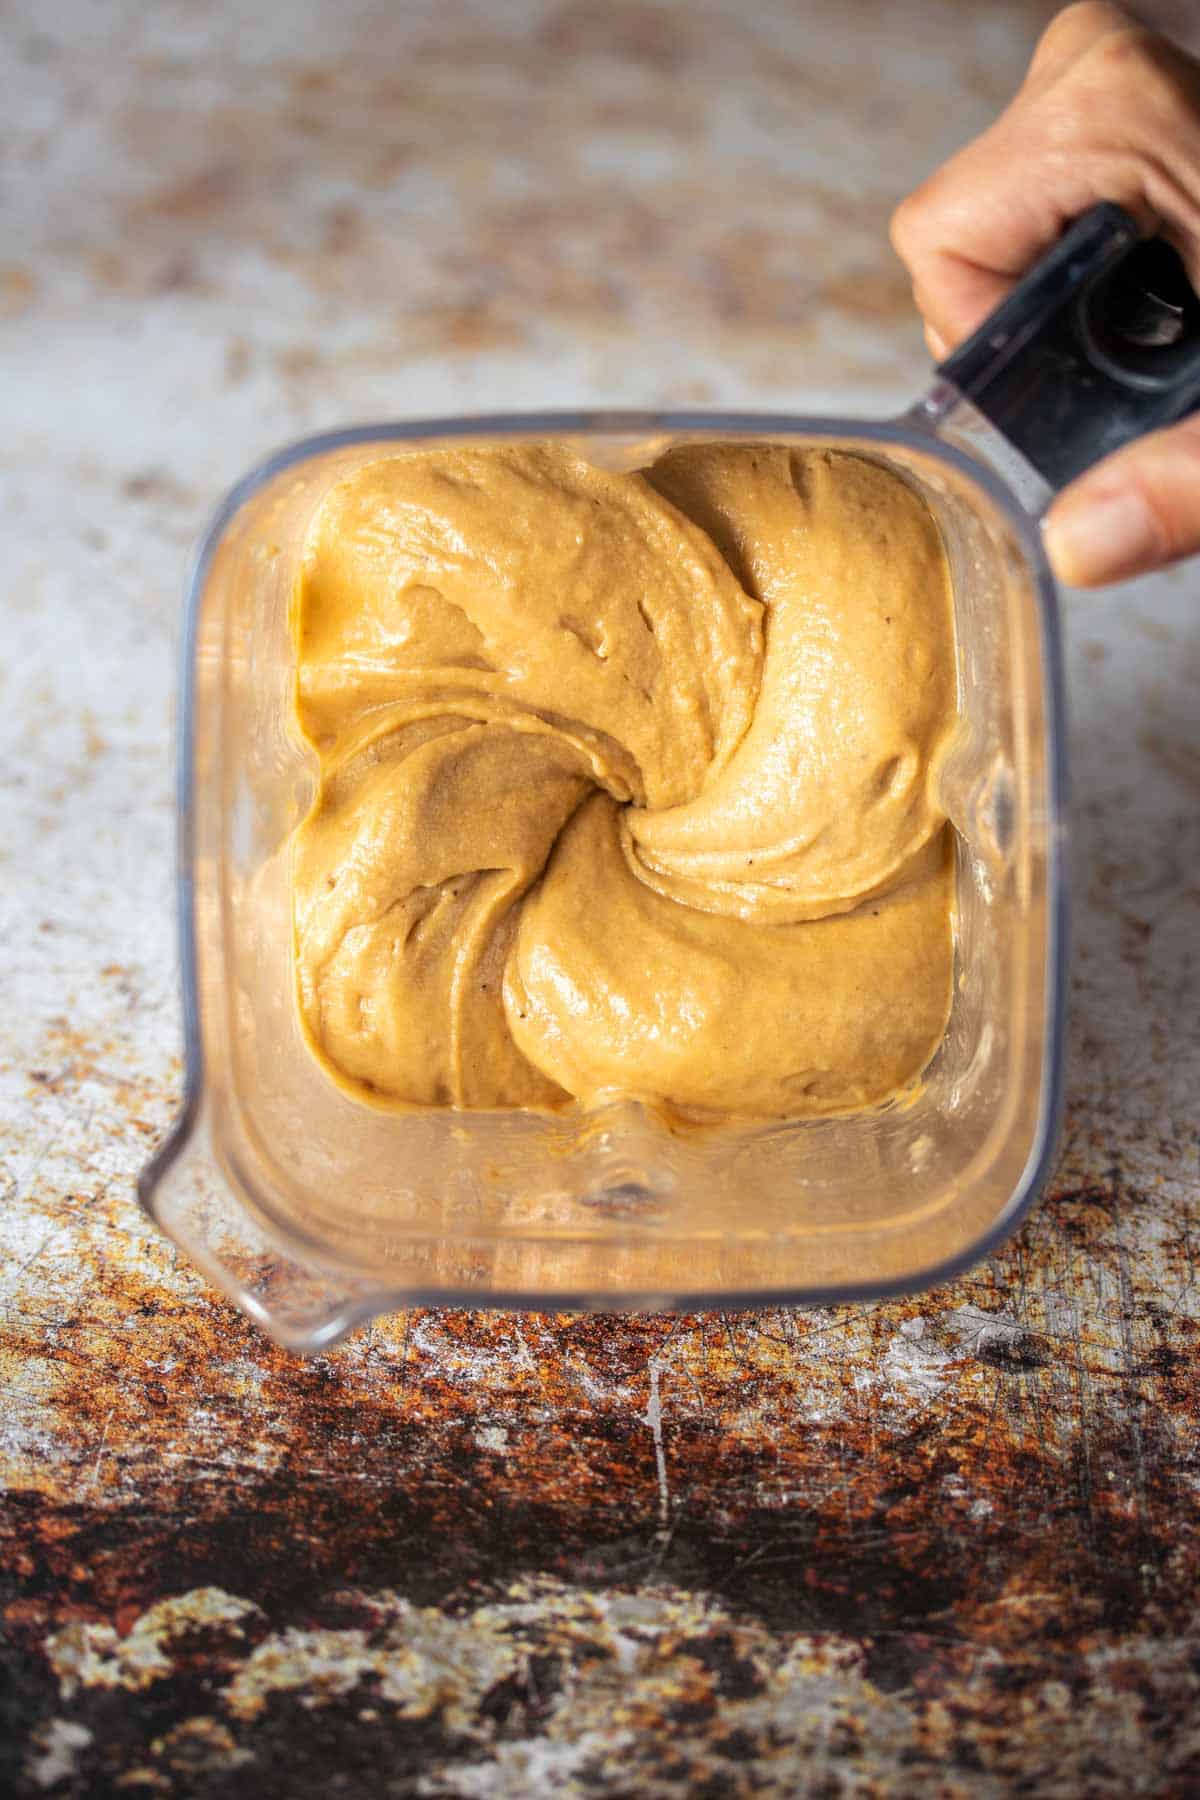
(2, 0, 1199, 1794)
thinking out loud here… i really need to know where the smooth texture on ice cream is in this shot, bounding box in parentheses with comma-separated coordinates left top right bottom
(290, 442, 956, 1119)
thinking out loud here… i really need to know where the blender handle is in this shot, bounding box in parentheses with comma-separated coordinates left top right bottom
(933, 202, 1200, 493)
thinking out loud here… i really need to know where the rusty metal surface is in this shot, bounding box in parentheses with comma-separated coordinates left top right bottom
(2, 0, 1199, 1793)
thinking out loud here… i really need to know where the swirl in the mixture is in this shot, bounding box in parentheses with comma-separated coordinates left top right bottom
(290, 443, 955, 1119)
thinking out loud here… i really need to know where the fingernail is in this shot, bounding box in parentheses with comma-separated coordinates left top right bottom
(925, 325, 949, 361)
(1043, 487, 1159, 587)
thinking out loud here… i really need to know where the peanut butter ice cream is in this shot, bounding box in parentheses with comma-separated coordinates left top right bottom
(290, 442, 955, 1120)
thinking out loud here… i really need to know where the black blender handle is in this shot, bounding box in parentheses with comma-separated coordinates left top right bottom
(936, 202, 1200, 492)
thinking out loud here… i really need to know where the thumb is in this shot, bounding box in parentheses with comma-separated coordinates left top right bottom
(1042, 414, 1200, 586)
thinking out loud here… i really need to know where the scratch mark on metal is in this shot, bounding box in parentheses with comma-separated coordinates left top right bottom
(645, 1358, 670, 1531)
(89, 1408, 115, 1493)
(1110, 1155, 1150, 1547)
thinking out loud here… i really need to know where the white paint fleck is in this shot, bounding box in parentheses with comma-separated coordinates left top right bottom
(26, 1719, 93, 1790)
(225, 1628, 374, 1719)
(881, 1328, 953, 1400)
(46, 1590, 264, 1699)
(224, 1602, 521, 1735)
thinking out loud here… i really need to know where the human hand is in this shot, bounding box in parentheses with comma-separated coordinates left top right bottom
(891, 2, 1200, 587)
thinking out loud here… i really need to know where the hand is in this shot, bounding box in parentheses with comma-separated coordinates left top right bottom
(890, 2, 1200, 587)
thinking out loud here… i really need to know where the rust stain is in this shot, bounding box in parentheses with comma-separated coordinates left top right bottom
(319, 201, 366, 258)
(5, 1034, 1199, 1791)
(120, 470, 198, 508)
(273, 344, 322, 382)
(1139, 729, 1200, 794)
(822, 263, 914, 324)
(223, 337, 252, 385)
(87, 248, 132, 293)
(537, 0, 698, 73)
(410, 301, 530, 354)
(16, 1018, 179, 1121)
(4, 1248, 1200, 1792)
(63, 0, 938, 377)
(0, 265, 37, 320)
(133, 159, 245, 225)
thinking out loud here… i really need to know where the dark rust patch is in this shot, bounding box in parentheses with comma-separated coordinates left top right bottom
(5, 1204, 1200, 1791)
(5, 985, 1200, 1793)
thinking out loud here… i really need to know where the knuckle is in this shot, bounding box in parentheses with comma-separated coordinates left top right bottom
(1036, 3, 1130, 61)
(890, 171, 951, 266)
(889, 192, 922, 262)
(1083, 21, 1185, 111)
(1045, 2, 1116, 36)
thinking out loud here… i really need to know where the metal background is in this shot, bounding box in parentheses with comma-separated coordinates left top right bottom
(2, 1, 1198, 1793)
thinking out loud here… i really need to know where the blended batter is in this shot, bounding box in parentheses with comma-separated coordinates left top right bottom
(290, 443, 956, 1119)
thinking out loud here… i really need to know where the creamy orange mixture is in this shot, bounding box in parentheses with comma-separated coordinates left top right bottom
(290, 443, 955, 1119)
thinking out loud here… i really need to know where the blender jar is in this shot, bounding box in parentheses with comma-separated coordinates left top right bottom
(141, 206, 1199, 1349)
